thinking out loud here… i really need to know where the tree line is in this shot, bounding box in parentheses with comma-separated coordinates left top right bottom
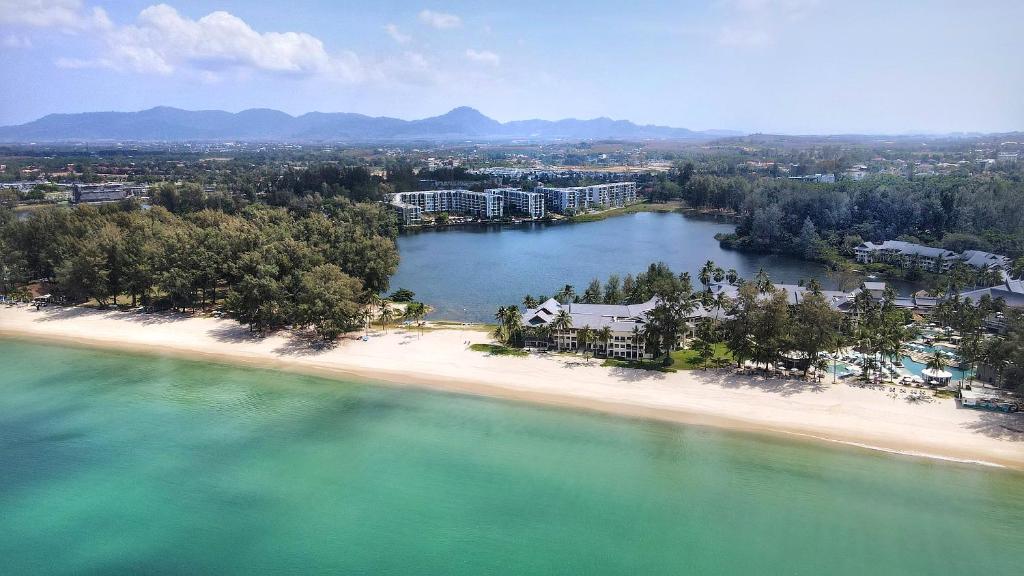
(0, 201, 399, 340)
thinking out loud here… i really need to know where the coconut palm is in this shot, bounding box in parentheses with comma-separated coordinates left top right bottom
(556, 284, 576, 304)
(755, 268, 773, 294)
(522, 294, 539, 309)
(596, 326, 613, 357)
(551, 308, 573, 350)
(631, 325, 645, 360)
(379, 305, 395, 333)
(726, 268, 739, 285)
(926, 350, 945, 371)
(577, 327, 595, 361)
(699, 260, 716, 291)
(359, 307, 372, 337)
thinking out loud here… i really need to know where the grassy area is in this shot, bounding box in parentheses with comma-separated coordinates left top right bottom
(670, 342, 734, 370)
(568, 201, 682, 223)
(469, 343, 529, 357)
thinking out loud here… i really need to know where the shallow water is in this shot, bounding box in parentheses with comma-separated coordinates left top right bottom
(2, 338, 1022, 575)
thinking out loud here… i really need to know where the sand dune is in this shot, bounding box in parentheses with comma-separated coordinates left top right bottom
(2, 304, 1022, 470)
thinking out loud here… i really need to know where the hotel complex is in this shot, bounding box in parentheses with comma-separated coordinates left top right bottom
(854, 240, 1011, 273)
(386, 181, 635, 224)
(536, 182, 638, 213)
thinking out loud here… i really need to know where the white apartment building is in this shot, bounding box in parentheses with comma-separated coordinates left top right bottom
(389, 189, 504, 222)
(488, 187, 546, 219)
(537, 182, 638, 213)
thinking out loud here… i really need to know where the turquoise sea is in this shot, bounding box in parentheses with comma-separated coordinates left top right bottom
(2, 338, 1022, 575)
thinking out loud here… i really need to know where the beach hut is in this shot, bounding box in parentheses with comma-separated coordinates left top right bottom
(921, 367, 952, 386)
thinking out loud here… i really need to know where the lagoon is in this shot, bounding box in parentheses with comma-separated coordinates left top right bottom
(2, 338, 1023, 575)
(393, 212, 903, 322)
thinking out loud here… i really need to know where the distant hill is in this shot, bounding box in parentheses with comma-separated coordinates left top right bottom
(0, 106, 741, 142)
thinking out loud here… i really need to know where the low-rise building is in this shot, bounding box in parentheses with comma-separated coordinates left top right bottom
(855, 240, 960, 273)
(73, 183, 149, 204)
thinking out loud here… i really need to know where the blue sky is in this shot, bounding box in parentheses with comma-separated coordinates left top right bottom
(1, 0, 1022, 133)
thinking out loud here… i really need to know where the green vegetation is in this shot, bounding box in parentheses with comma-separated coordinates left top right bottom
(568, 201, 682, 223)
(671, 342, 734, 370)
(601, 358, 677, 373)
(469, 343, 529, 357)
(0, 200, 399, 340)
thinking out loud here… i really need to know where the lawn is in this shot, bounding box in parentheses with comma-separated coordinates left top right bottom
(469, 343, 529, 357)
(670, 342, 734, 370)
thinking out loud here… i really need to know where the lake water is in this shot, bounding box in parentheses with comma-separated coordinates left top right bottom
(2, 338, 1023, 575)
(393, 212, 894, 322)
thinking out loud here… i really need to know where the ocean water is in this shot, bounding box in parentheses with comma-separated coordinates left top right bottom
(2, 338, 1022, 575)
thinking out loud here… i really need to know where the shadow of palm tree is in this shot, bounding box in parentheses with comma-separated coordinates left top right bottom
(959, 410, 1024, 441)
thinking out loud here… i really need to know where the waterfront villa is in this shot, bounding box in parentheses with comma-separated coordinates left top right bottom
(854, 240, 1011, 273)
(536, 182, 638, 213)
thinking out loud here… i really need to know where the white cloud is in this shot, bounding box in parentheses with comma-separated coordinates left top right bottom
(465, 49, 500, 66)
(419, 9, 461, 29)
(384, 23, 411, 44)
(2, 34, 33, 48)
(0, 0, 110, 31)
(30, 3, 364, 82)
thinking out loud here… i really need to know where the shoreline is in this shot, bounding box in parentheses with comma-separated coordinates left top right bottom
(2, 305, 1022, 471)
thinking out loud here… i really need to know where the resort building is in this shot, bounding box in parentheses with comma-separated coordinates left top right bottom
(73, 183, 149, 204)
(387, 189, 504, 223)
(855, 240, 1012, 273)
(537, 182, 638, 213)
(959, 250, 1012, 270)
(488, 187, 546, 219)
(520, 298, 660, 359)
(855, 241, 958, 273)
(956, 279, 1024, 309)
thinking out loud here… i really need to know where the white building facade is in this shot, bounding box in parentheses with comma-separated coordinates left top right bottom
(537, 182, 638, 213)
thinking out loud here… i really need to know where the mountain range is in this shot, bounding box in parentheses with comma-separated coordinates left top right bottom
(0, 106, 740, 143)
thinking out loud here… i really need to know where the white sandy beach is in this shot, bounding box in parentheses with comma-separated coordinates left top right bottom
(2, 304, 1022, 470)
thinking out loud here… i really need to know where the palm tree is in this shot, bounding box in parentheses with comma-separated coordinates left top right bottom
(377, 298, 393, 331)
(699, 260, 716, 291)
(551, 309, 573, 350)
(577, 327, 595, 361)
(631, 326, 645, 360)
(379, 306, 395, 333)
(523, 294, 538, 309)
(493, 305, 522, 345)
(755, 268, 772, 294)
(726, 268, 739, 285)
(926, 350, 945, 371)
(556, 284, 576, 305)
(596, 326, 613, 358)
(359, 307, 372, 337)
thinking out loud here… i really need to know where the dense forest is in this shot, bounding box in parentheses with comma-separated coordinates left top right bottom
(652, 166, 1024, 268)
(0, 198, 399, 340)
